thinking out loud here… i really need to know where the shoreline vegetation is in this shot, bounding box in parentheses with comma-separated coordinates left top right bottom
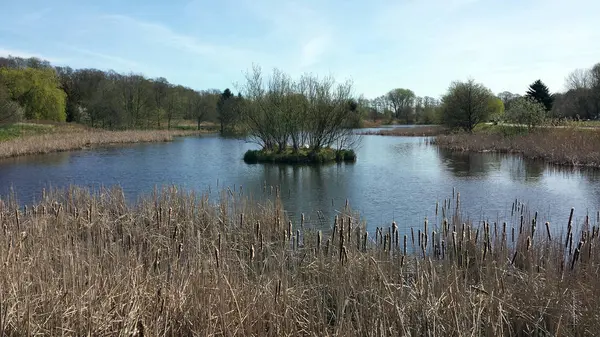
(360, 125, 447, 136)
(364, 123, 600, 168)
(0, 186, 598, 335)
(0, 122, 214, 159)
(435, 127, 600, 167)
(243, 147, 357, 164)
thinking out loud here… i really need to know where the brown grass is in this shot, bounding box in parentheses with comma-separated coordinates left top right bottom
(361, 125, 447, 137)
(0, 128, 203, 159)
(435, 127, 600, 167)
(0, 186, 598, 335)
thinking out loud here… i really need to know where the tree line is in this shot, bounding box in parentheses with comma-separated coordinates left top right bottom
(0, 55, 242, 131)
(239, 65, 361, 153)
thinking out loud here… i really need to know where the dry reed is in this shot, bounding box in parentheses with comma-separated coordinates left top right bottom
(360, 125, 447, 137)
(0, 129, 202, 159)
(0, 186, 598, 335)
(435, 127, 600, 167)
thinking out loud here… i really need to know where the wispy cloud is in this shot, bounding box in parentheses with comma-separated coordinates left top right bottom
(299, 35, 332, 68)
(100, 14, 266, 67)
(64, 46, 141, 69)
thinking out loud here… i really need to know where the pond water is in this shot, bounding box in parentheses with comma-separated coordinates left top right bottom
(1, 132, 599, 233)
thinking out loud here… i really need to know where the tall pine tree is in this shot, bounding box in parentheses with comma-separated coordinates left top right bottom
(526, 79, 553, 112)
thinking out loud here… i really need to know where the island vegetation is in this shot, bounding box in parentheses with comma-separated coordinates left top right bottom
(0, 185, 598, 335)
(239, 66, 360, 164)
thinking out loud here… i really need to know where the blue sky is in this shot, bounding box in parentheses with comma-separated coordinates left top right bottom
(1, 0, 599, 99)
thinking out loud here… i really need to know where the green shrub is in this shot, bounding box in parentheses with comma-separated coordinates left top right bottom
(243, 147, 357, 164)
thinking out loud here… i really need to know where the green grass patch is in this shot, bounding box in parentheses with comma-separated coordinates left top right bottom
(0, 123, 55, 141)
(244, 147, 357, 164)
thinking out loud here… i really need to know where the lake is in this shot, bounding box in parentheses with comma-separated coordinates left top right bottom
(1, 132, 599, 233)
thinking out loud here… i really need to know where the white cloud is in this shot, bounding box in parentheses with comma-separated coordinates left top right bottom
(100, 14, 267, 68)
(300, 35, 332, 68)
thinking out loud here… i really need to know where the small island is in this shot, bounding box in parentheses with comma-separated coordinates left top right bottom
(237, 67, 362, 164)
(244, 147, 356, 164)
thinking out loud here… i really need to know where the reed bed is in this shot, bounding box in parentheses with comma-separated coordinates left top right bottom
(361, 126, 447, 137)
(0, 129, 202, 159)
(0, 186, 599, 336)
(435, 127, 600, 167)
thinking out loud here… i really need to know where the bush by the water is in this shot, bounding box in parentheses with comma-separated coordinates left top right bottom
(244, 147, 356, 164)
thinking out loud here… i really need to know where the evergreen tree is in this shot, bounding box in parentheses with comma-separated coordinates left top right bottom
(526, 79, 553, 112)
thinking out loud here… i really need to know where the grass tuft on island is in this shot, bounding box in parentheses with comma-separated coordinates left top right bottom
(244, 147, 357, 164)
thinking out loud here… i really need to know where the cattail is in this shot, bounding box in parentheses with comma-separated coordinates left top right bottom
(441, 240, 446, 259)
(347, 217, 352, 242)
(545, 222, 552, 241)
(403, 235, 407, 256)
(168, 207, 172, 225)
(569, 233, 573, 255)
(295, 229, 300, 250)
(511, 227, 515, 243)
(566, 208, 574, 248)
(494, 222, 497, 240)
(255, 221, 261, 238)
(395, 228, 399, 250)
(214, 248, 220, 268)
(435, 202, 439, 217)
(362, 232, 368, 252)
(526, 236, 531, 251)
(345, 199, 349, 210)
(325, 238, 330, 255)
(240, 213, 244, 227)
(418, 229, 422, 248)
(332, 216, 338, 244)
(531, 219, 536, 242)
(452, 232, 457, 257)
(288, 221, 293, 241)
(250, 245, 255, 261)
(424, 219, 428, 249)
(15, 209, 20, 231)
(301, 213, 305, 228)
(411, 227, 415, 246)
(317, 231, 322, 252)
(260, 233, 264, 252)
(520, 215, 524, 234)
(571, 241, 583, 270)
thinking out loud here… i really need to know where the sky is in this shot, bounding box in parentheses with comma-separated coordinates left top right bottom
(1, 0, 599, 99)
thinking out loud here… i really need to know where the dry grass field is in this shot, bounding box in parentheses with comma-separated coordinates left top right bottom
(0, 186, 598, 335)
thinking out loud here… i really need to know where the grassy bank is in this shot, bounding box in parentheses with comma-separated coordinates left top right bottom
(244, 147, 357, 164)
(435, 127, 600, 167)
(0, 122, 207, 159)
(0, 186, 598, 335)
(361, 125, 446, 136)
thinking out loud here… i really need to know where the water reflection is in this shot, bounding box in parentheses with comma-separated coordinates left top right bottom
(1, 134, 600, 232)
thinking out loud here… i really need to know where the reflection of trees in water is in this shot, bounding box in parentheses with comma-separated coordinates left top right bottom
(439, 149, 551, 183)
(503, 156, 545, 183)
(438, 149, 499, 177)
(237, 163, 348, 230)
